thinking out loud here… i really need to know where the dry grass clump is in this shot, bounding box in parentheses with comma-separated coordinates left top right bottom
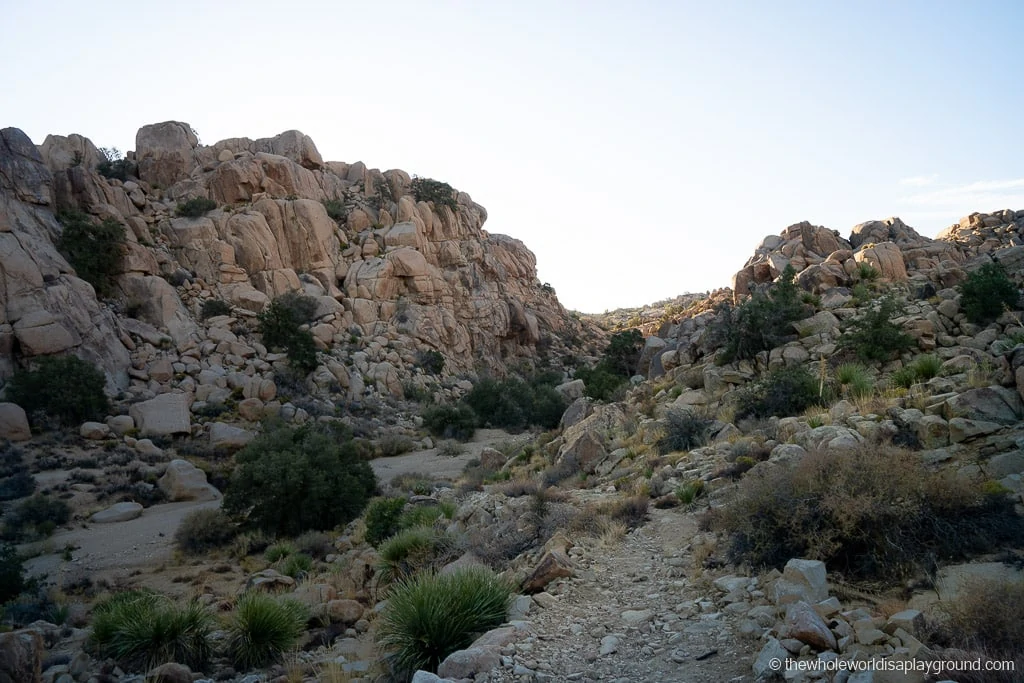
(926, 578, 1024, 683)
(707, 444, 1024, 582)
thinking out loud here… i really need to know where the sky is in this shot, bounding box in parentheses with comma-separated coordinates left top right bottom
(3, 0, 1023, 313)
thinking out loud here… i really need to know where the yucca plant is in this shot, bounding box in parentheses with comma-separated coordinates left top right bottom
(376, 526, 459, 586)
(376, 567, 513, 678)
(90, 590, 215, 670)
(908, 354, 942, 381)
(226, 592, 308, 670)
(834, 363, 873, 399)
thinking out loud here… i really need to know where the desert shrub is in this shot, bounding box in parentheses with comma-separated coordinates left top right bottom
(716, 265, 808, 362)
(175, 197, 217, 218)
(322, 198, 347, 221)
(889, 366, 918, 389)
(575, 329, 644, 401)
(173, 508, 237, 554)
(294, 530, 334, 558)
(226, 592, 308, 670)
(416, 349, 445, 375)
(6, 355, 110, 427)
(934, 578, 1024, 666)
(363, 497, 408, 547)
(834, 363, 873, 399)
(264, 541, 295, 563)
(840, 295, 914, 362)
(200, 299, 233, 320)
(96, 147, 136, 181)
(0, 471, 34, 502)
(856, 262, 880, 282)
(708, 445, 1024, 581)
(398, 503, 453, 530)
(223, 423, 376, 536)
(734, 365, 822, 420)
(605, 495, 649, 530)
(410, 176, 457, 211)
(376, 566, 512, 678)
(422, 403, 477, 441)
(279, 553, 312, 579)
(676, 480, 706, 506)
(375, 434, 417, 458)
(376, 526, 460, 586)
(656, 409, 714, 454)
(57, 211, 125, 298)
(0, 543, 30, 604)
(909, 353, 942, 380)
(90, 591, 215, 670)
(2, 494, 71, 541)
(959, 262, 1020, 324)
(462, 376, 567, 431)
(258, 293, 320, 374)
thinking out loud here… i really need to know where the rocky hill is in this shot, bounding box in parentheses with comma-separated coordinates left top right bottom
(1, 120, 1024, 683)
(1, 122, 600, 405)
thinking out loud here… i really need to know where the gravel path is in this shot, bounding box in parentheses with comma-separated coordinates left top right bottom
(369, 428, 529, 484)
(489, 507, 758, 682)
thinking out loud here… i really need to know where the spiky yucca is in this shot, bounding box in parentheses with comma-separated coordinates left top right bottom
(226, 592, 308, 670)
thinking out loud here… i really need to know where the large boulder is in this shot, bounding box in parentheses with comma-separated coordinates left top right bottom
(945, 387, 1023, 425)
(134, 121, 199, 189)
(90, 501, 144, 523)
(854, 241, 907, 281)
(158, 459, 221, 502)
(0, 403, 31, 441)
(0, 629, 43, 683)
(129, 393, 191, 436)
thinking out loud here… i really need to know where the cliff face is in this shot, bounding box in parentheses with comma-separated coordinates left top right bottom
(0, 121, 597, 402)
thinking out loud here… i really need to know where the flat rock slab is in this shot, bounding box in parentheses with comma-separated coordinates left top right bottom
(91, 502, 144, 523)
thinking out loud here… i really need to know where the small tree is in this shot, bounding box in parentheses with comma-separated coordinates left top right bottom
(57, 211, 126, 298)
(959, 262, 1020, 324)
(718, 265, 808, 362)
(410, 176, 457, 211)
(223, 424, 377, 536)
(839, 295, 914, 362)
(96, 147, 136, 181)
(258, 293, 320, 374)
(5, 355, 110, 427)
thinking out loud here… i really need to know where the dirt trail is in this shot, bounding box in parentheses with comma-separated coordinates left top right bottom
(491, 507, 758, 682)
(369, 428, 529, 484)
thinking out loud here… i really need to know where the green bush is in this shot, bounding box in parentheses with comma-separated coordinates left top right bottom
(0, 543, 30, 604)
(376, 567, 513, 678)
(462, 376, 567, 432)
(909, 354, 942, 380)
(959, 262, 1020, 324)
(416, 349, 445, 375)
(200, 299, 233, 320)
(656, 409, 714, 454)
(573, 328, 645, 401)
(96, 147, 136, 181)
(834, 363, 873, 399)
(264, 541, 295, 563)
(2, 494, 71, 541)
(322, 198, 347, 221)
(279, 552, 312, 578)
(222, 423, 377, 536)
(717, 265, 808, 362)
(734, 365, 823, 420)
(676, 480, 706, 506)
(422, 404, 477, 441)
(173, 508, 237, 555)
(839, 295, 914, 362)
(410, 176, 457, 211)
(399, 503, 453, 530)
(226, 592, 308, 670)
(175, 197, 217, 218)
(6, 355, 111, 427)
(90, 591, 215, 670)
(376, 526, 459, 586)
(364, 497, 408, 547)
(709, 444, 1024, 580)
(258, 293, 320, 374)
(57, 211, 125, 298)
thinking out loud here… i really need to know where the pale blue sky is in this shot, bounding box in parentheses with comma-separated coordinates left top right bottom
(3, 0, 1023, 312)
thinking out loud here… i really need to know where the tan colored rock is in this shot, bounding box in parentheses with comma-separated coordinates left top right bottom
(522, 549, 574, 593)
(0, 403, 31, 441)
(79, 421, 110, 440)
(158, 458, 221, 501)
(327, 599, 364, 624)
(783, 601, 837, 651)
(135, 121, 199, 189)
(130, 393, 191, 436)
(0, 629, 43, 683)
(13, 311, 76, 355)
(855, 241, 907, 281)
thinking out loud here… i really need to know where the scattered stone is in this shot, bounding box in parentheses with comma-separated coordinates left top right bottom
(90, 501, 144, 524)
(0, 403, 31, 441)
(158, 459, 221, 501)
